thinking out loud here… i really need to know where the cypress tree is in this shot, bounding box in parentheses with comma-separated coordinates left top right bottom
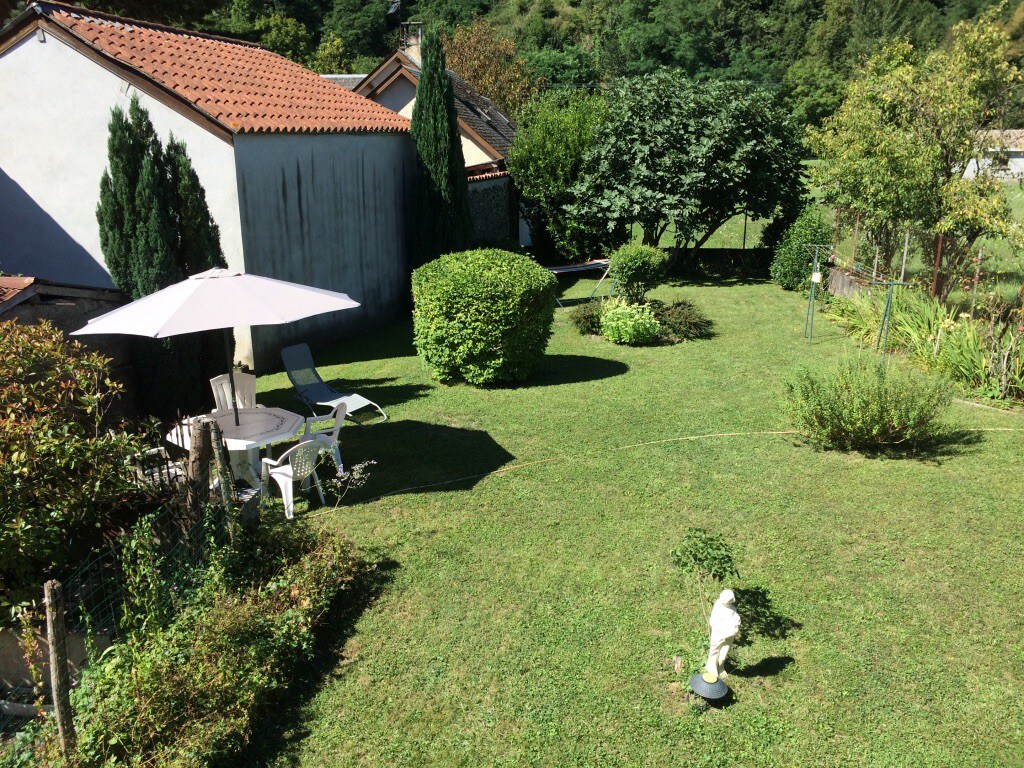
(410, 27, 473, 264)
(95, 97, 225, 417)
(165, 136, 226, 275)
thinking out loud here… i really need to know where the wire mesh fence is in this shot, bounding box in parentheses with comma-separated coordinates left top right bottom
(0, 491, 233, 738)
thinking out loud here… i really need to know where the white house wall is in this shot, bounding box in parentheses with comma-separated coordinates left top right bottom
(0, 30, 244, 287)
(365, 78, 496, 167)
(232, 132, 414, 370)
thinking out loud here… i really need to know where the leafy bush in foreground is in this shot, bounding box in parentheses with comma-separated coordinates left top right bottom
(412, 249, 556, 385)
(0, 320, 148, 606)
(785, 356, 951, 451)
(609, 243, 668, 304)
(770, 206, 832, 291)
(600, 298, 661, 346)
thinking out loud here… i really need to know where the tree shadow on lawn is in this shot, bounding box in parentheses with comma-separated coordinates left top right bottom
(733, 655, 795, 678)
(339, 420, 517, 501)
(514, 354, 629, 388)
(243, 556, 400, 768)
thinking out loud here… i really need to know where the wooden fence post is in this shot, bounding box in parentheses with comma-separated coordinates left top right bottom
(186, 420, 213, 515)
(44, 580, 76, 759)
(931, 233, 945, 298)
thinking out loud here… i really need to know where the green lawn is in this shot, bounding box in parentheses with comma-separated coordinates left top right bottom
(253, 278, 1024, 767)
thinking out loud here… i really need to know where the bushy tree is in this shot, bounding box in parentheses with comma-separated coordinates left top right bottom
(254, 12, 313, 61)
(96, 97, 225, 417)
(322, 0, 390, 60)
(507, 90, 614, 261)
(306, 31, 351, 73)
(770, 206, 833, 291)
(442, 19, 535, 113)
(572, 71, 805, 253)
(810, 11, 1021, 299)
(0, 320, 147, 604)
(410, 27, 473, 264)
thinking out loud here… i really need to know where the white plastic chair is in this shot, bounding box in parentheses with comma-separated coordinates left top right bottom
(261, 441, 325, 520)
(301, 403, 346, 475)
(210, 372, 261, 412)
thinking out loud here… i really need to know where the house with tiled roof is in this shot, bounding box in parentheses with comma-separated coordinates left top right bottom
(352, 42, 522, 245)
(0, 1, 416, 369)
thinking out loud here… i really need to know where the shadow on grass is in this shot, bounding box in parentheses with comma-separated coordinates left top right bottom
(791, 427, 985, 463)
(522, 354, 629, 387)
(733, 655, 795, 678)
(339, 420, 516, 501)
(734, 586, 800, 647)
(243, 556, 399, 768)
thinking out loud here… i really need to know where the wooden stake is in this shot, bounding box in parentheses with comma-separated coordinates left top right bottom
(185, 419, 213, 535)
(851, 211, 860, 269)
(931, 233, 945, 298)
(971, 248, 983, 319)
(44, 580, 76, 758)
(900, 229, 910, 283)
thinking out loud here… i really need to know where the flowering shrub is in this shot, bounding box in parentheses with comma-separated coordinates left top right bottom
(600, 298, 661, 345)
(0, 320, 148, 606)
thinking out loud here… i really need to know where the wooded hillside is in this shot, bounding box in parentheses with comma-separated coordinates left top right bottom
(12, 0, 1024, 125)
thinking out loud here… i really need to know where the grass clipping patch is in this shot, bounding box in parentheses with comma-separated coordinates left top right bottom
(785, 355, 952, 452)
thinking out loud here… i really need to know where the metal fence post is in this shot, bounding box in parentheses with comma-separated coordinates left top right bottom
(44, 580, 76, 758)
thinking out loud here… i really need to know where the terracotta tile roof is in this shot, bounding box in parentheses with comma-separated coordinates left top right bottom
(32, 2, 409, 135)
(0, 277, 35, 304)
(467, 169, 510, 183)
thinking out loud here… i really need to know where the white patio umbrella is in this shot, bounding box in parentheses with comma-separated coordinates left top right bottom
(72, 268, 360, 425)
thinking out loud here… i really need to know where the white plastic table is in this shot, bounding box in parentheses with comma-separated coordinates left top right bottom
(167, 407, 304, 487)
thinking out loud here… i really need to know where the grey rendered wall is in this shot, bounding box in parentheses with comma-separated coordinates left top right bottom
(232, 132, 415, 372)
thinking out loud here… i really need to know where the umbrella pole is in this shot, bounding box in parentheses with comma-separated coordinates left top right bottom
(225, 328, 240, 427)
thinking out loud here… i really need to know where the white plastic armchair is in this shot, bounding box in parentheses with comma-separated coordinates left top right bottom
(210, 372, 261, 412)
(301, 403, 346, 475)
(261, 441, 325, 520)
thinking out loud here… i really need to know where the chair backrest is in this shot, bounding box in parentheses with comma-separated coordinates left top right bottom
(280, 344, 324, 394)
(280, 440, 324, 483)
(302, 403, 347, 443)
(210, 372, 257, 411)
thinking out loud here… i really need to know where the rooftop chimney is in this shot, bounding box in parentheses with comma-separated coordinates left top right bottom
(400, 22, 423, 64)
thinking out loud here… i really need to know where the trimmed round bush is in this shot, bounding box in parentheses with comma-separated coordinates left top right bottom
(785, 355, 951, 451)
(412, 249, 557, 385)
(650, 299, 714, 343)
(609, 243, 669, 304)
(600, 298, 661, 345)
(770, 206, 833, 291)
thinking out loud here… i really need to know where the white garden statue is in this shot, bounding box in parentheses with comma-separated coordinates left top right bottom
(706, 589, 741, 679)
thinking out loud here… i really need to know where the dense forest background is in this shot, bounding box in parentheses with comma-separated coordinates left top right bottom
(7, 0, 1024, 124)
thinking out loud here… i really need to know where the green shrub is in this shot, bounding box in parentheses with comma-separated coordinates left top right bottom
(609, 243, 668, 304)
(600, 298, 661, 345)
(671, 527, 738, 610)
(65, 534, 366, 768)
(785, 356, 952, 451)
(412, 249, 557, 385)
(770, 206, 832, 291)
(0, 320, 148, 607)
(568, 300, 603, 335)
(650, 299, 714, 343)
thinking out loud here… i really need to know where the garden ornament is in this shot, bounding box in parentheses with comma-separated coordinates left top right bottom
(706, 588, 740, 679)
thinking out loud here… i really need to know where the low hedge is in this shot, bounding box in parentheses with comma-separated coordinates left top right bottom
(412, 249, 557, 385)
(3, 524, 368, 768)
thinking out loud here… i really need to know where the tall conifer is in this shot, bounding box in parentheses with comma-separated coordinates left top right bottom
(410, 27, 473, 264)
